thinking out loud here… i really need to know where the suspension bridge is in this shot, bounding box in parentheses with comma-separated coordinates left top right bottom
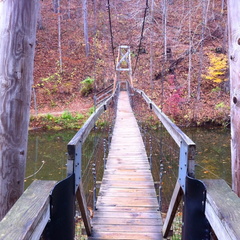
(1, 45, 240, 239)
(89, 91, 162, 239)
(1, 81, 240, 240)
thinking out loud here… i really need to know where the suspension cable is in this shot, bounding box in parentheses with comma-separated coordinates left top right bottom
(107, 0, 116, 69)
(133, 0, 149, 75)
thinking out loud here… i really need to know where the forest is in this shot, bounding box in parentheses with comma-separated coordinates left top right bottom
(1, 1, 240, 238)
(31, 0, 229, 128)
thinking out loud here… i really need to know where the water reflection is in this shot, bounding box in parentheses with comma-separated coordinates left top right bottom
(25, 130, 76, 188)
(184, 127, 231, 184)
(25, 127, 231, 190)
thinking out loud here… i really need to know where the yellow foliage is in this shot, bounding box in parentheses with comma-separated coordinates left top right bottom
(204, 53, 228, 84)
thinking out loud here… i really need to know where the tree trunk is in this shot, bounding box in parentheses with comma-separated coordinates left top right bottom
(58, 0, 63, 72)
(187, 0, 192, 98)
(197, 0, 207, 101)
(0, 0, 38, 220)
(162, 0, 168, 62)
(150, 0, 154, 89)
(221, 0, 225, 14)
(228, 0, 240, 197)
(37, 0, 43, 30)
(82, 0, 90, 56)
(53, 0, 58, 13)
(68, 0, 71, 19)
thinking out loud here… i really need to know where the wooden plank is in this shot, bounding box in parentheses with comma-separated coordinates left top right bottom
(99, 187, 156, 197)
(100, 184, 155, 189)
(93, 211, 161, 219)
(92, 217, 162, 225)
(89, 231, 162, 240)
(76, 180, 92, 236)
(203, 179, 240, 240)
(96, 197, 159, 207)
(0, 180, 56, 240)
(93, 206, 161, 213)
(92, 225, 161, 232)
(105, 168, 150, 171)
(102, 175, 153, 181)
(104, 169, 151, 175)
(90, 91, 163, 239)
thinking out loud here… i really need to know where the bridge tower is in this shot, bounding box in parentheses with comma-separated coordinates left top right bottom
(114, 45, 133, 89)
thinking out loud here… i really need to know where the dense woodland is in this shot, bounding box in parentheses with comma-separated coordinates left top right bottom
(1, 0, 240, 230)
(32, 0, 229, 127)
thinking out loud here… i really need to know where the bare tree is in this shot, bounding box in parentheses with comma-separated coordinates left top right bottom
(221, 0, 225, 14)
(187, 0, 192, 98)
(68, 0, 71, 19)
(197, 0, 207, 100)
(53, 0, 58, 13)
(37, 0, 43, 30)
(82, 0, 90, 56)
(150, 0, 155, 89)
(0, 0, 39, 220)
(58, 0, 63, 72)
(162, 0, 168, 61)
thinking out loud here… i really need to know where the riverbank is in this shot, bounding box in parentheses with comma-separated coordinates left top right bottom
(29, 93, 230, 130)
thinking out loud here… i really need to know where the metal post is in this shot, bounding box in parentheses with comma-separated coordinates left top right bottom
(103, 139, 107, 169)
(92, 164, 97, 210)
(149, 136, 153, 170)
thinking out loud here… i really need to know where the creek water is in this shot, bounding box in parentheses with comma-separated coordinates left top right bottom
(184, 127, 231, 184)
(24, 130, 76, 188)
(25, 127, 231, 189)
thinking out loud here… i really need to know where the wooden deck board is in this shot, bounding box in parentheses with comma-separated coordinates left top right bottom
(89, 91, 163, 240)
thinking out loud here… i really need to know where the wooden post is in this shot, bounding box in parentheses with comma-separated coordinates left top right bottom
(228, 1, 240, 196)
(0, 0, 39, 220)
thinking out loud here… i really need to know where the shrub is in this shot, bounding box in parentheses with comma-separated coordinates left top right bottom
(80, 77, 94, 96)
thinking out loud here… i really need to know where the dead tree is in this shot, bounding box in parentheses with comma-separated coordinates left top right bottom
(82, 0, 90, 56)
(0, 0, 39, 220)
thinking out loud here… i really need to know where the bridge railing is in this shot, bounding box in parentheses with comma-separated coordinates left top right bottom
(67, 83, 119, 237)
(130, 87, 210, 239)
(94, 84, 114, 107)
(130, 87, 240, 240)
(0, 84, 119, 240)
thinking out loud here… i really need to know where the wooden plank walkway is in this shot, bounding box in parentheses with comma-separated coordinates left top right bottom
(89, 91, 163, 240)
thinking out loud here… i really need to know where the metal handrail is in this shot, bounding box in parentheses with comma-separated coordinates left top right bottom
(133, 88, 195, 148)
(67, 83, 119, 235)
(131, 87, 197, 238)
(94, 84, 114, 107)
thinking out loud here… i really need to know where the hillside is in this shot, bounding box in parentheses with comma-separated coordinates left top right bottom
(31, 0, 229, 127)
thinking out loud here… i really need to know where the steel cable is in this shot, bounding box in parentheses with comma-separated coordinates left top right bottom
(107, 0, 116, 69)
(133, 0, 149, 75)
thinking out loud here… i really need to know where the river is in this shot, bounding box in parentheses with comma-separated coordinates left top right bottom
(25, 127, 231, 189)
